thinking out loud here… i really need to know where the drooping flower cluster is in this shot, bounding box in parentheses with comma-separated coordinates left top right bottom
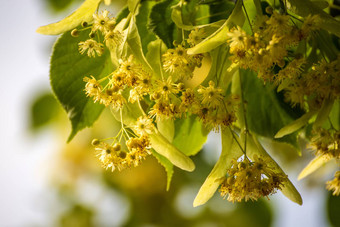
(226, 10, 321, 82)
(219, 155, 287, 202)
(311, 128, 340, 159)
(326, 171, 340, 196)
(92, 130, 151, 172)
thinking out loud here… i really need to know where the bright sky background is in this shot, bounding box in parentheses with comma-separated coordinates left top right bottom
(0, 0, 332, 226)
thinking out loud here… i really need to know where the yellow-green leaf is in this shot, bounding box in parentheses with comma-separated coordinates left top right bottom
(157, 117, 175, 143)
(275, 110, 317, 138)
(149, 131, 195, 172)
(298, 155, 332, 180)
(314, 98, 334, 129)
(193, 128, 242, 207)
(37, 0, 101, 35)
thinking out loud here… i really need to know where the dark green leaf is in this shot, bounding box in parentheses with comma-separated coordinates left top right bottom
(116, 6, 129, 23)
(207, 0, 234, 22)
(148, 0, 178, 48)
(135, 1, 157, 54)
(50, 30, 113, 142)
(29, 92, 60, 130)
(327, 191, 340, 227)
(239, 69, 301, 148)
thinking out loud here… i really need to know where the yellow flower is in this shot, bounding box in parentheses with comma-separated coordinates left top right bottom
(83, 76, 102, 102)
(188, 28, 206, 46)
(93, 142, 127, 171)
(104, 30, 122, 50)
(155, 77, 179, 101)
(78, 39, 104, 57)
(92, 10, 116, 34)
(227, 26, 247, 53)
(134, 116, 154, 136)
(326, 171, 340, 196)
(197, 81, 224, 109)
(162, 45, 200, 80)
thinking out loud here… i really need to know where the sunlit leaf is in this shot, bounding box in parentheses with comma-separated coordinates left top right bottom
(298, 155, 332, 180)
(275, 111, 317, 138)
(193, 128, 242, 207)
(157, 117, 175, 143)
(37, 0, 101, 35)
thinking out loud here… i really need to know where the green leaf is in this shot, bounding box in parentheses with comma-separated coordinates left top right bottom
(37, 0, 101, 35)
(173, 115, 209, 156)
(135, 1, 157, 54)
(50, 30, 113, 141)
(314, 98, 334, 129)
(207, 0, 234, 22)
(234, 69, 300, 148)
(171, 4, 226, 31)
(29, 93, 60, 130)
(275, 110, 317, 138)
(298, 155, 332, 180)
(151, 150, 174, 191)
(149, 131, 195, 172)
(128, 0, 140, 14)
(327, 191, 340, 227)
(329, 99, 340, 130)
(116, 6, 129, 23)
(146, 39, 166, 78)
(148, 0, 177, 48)
(314, 30, 339, 61)
(157, 117, 175, 143)
(193, 128, 242, 207)
(287, 0, 340, 38)
(125, 17, 152, 70)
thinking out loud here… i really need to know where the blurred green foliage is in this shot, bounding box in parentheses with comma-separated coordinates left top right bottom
(30, 93, 59, 130)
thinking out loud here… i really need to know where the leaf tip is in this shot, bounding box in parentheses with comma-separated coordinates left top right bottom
(193, 198, 203, 207)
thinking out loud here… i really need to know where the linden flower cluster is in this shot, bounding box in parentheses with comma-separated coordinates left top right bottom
(311, 128, 340, 159)
(80, 26, 239, 170)
(162, 44, 203, 80)
(76, 10, 122, 57)
(280, 56, 340, 107)
(91, 116, 153, 171)
(310, 128, 340, 195)
(226, 10, 321, 81)
(219, 155, 287, 202)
